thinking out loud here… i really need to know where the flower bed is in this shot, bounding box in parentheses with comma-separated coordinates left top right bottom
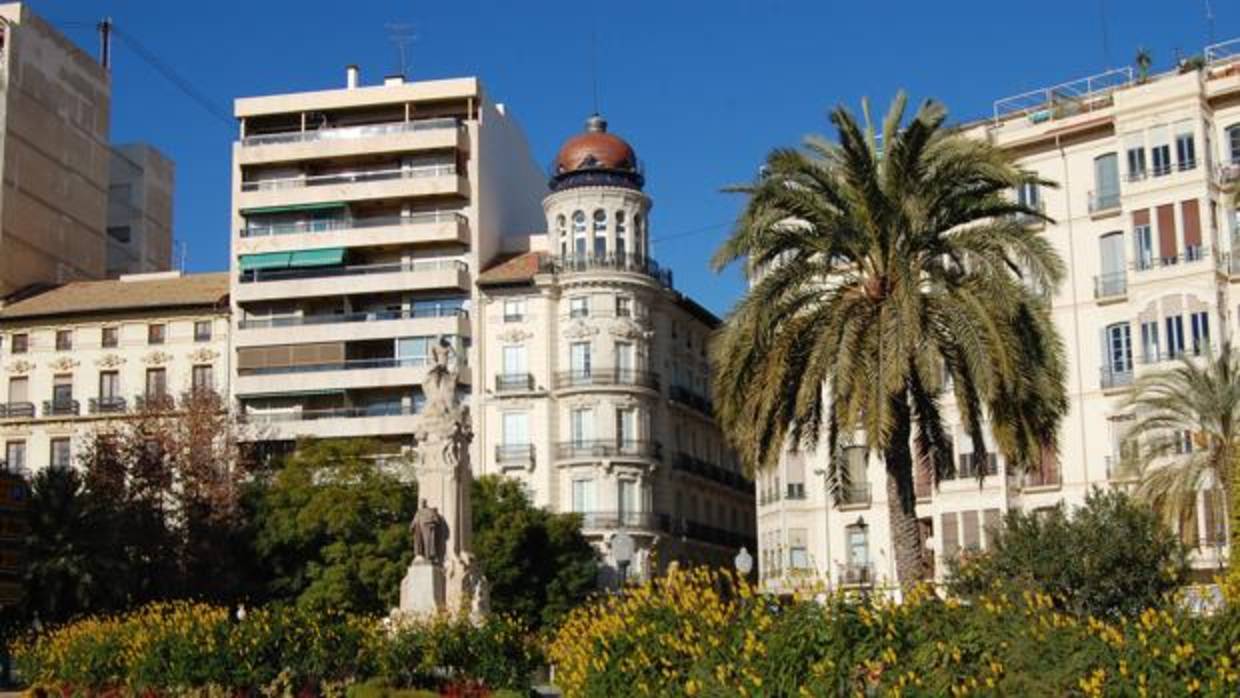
(11, 601, 538, 695)
(548, 567, 1240, 697)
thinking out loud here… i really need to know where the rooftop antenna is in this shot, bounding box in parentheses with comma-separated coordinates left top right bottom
(97, 16, 112, 70)
(386, 22, 415, 77)
(590, 20, 600, 115)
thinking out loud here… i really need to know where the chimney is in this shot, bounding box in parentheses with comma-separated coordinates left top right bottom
(384, 74, 404, 86)
(346, 65, 360, 89)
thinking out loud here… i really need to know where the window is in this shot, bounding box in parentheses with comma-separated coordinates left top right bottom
(145, 368, 167, 399)
(1151, 126, 1172, 176)
(617, 479, 637, 521)
(615, 296, 632, 318)
(1124, 132, 1146, 180)
(1228, 124, 1240, 164)
(570, 407, 594, 445)
(1175, 122, 1196, 171)
(148, 324, 166, 345)
(569, 342, 591, 378)
(192, 365, 214, 393)
(846, 522, 869, 568)
(4, 441, 25, 473)
(571, 478, 596, 513)
(98, 371, 119, 400)
(615, 341, 635, 378)
(52, 374, 73, 406)
(10, 334, 27, 354)
(50, 438, 71, 469)
(789, 528, 810, 569)
(502, 344, 527, 378)
(1016, 181, 1040, 211)
(7, 377, 28, 405)
(569, 296, 589, 318)
(1093, 153, 1119, 210)
(101, 327, 118, 348)
(194, 320, 212, 342)
(503, 298, 526, 322)
(633, 214, 644, 258)
(1191, 311, 1210, 355)
(1134, 216, 1154, 270)
(55, 330, 72, 351)
(396, 336, 435, 365)
(1140, 320, 1160, 363)
(1105, 322, 1133, 376)
(592, 209, 607, 257)
(1166, 315, 1186, 358)
(502, 411, 529, 446)
(615, 210, 627, 258)
(1098, 232, 1126, 294)
(616, 407, 637, 446)
(572, 210, 587, 256)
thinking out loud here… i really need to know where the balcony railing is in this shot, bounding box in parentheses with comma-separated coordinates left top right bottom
(1138, 345, 1212, 366)
(674, 452, 753, 493)
(555, 439, 662, 461)
(495, 373, 535, 393)
(839, 562, 874, 586)
(242, 117, 460, 147)
(42, 400, 80, 417)
(0, 402, 35, 419)
(678, 519, 757, 550)
(839, 482, 872, 506)
(244, 404, 416, 423)
(1087, 190, 1121, 214)
(1093, 272, 1127, 299)
(240, 211, 467, 238)
(89, 397, 128, 415)
(134, 394, 177, 411)
(240, 258, 467, 284)
(538, 253, 673, 289)
(1217, 159, 1240, 186)
(238, 356, 437, 377)
(553, 369, 660, 391)
(495, 444, 535, 467)
(1101, 366, 1134, 390)
(1133, 246, 1210, 271)
(954, 452, 1000, 478)
(240, 164, 456, 192)
(578, 510, 668, 531)
(669, 385, 713, 415)
(239, 305, 466, 329)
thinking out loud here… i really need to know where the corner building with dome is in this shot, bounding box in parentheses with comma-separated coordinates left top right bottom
(475, 114, 756, 583)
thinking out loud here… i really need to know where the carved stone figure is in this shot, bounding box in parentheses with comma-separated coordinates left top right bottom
(410, 499, 445, 563)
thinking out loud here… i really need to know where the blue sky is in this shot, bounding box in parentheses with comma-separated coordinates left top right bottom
(37, 0, 1240, 316)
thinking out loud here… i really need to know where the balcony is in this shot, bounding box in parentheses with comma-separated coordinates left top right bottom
(495, 373, 536, 393)
(134, 394, 177, 411)
(953, 452, 999, 478)
(555, 439, 662, 461)
(239, 211, 468, 244)
(241, 164, 456, 193)
(1217, 159, 1240, 188)
(1100, 366, 1134, 390)
(669, 385, 713, 416)
(242, 404, 417, 440)
(578, 510, 669, 532)
(678, 519, 756, 550)
(240, 258, 467, 284)
(495, 444, 535, 469)
(89, 397, 128, 415)
(234, 259, 469, 302)
(241, 117, 460, 148)
(239, 305, 466, 330)
(42, 400, 80, 417)
(0, 402, 35, 419)
(237, 164, 466, 211)
(1093, 272, 1127, 301)
(839, 562, 874, 587)
(238, 356, 432, 377)
(1087, 190, 1121, 216)
(245, 404, 415, 423)
(553, 368, 659, 391)
(674, 452, 753, 494)
(1133, 246, 1210, 272)
(538, 253, 673, 289)
(839, 482, 872, 507)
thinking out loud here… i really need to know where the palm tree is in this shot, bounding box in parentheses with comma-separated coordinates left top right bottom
(1120, 343, 1240, 553)
(711, 94, 1069, 585)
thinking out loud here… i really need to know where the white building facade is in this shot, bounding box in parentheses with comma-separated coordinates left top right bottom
(758, 42, 1240, 593)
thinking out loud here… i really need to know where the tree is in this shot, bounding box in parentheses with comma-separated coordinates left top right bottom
(253, 439, 417, 614)
(711, 94, 1068, 584)
(947, 489, 1187, 618)
(471, 475, 598, 629)
(1119, 343, 1240, 552)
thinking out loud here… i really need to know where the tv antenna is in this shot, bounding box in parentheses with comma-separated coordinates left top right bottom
(386, 23, 416, 77)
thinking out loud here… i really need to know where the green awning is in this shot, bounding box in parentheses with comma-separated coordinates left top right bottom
(239, 252, 293, 271)
(289, 248, 345, 267)
(241, 201, 347, 215)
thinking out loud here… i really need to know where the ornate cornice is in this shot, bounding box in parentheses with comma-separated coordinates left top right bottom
(47, 357, 79, 372)
(188, 347, 220, 363)
(561, 320, 601, 340)
(95, 354, 126, 368)
(497, 328, 533, 343)
(142, 351, 174, 366)
(5, 360, 34, 374)
(608, 318, 654, 341)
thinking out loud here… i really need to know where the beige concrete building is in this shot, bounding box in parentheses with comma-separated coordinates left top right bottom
(228, 70, 546, 461)
(475, 116, 755, 581)
(0, 3, 112, 296)
(107, 143, 175, 276)
(0, 271, 230, 476)
(758, 41, 1240, 593)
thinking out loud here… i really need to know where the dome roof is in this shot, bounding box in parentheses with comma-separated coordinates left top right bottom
(550, 115, 644, 191)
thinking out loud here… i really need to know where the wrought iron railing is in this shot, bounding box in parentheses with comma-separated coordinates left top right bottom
(555, 439, 662, 461)
(553, 369, 659, 391)
(42, 400, 80, 417)
(674, 452, 753, 493)
(1093, 272, 1127, 299)
(495, 444, 535, 466)
(669, 385, 713, 415)
(538, 253, 673, 288)
(0, 402, 35, 419)
(89, 397, 128, 415)
(495, 373, 536, 393)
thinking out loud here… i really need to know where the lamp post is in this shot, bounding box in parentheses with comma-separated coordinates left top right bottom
(734, 546, 753, 579)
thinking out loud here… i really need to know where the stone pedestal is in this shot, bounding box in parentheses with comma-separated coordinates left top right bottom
(399, 561, 445, 616)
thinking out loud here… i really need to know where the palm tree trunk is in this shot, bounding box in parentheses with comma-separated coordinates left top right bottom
(885, 395, 926, 586)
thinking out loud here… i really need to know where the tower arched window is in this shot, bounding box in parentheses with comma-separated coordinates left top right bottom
(633, 213, 644, 259)
(556, 214, 568, 256)
(592, 209, 607, 257)
(572, 211, 587, 256)
(615, 210, 627, 259)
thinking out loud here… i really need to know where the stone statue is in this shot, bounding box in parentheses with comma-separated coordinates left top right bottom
(410, 499, 445, 564)
(422, 337, 457, 416)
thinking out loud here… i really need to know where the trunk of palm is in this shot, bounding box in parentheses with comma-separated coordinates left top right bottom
(884, 397, 926, 586)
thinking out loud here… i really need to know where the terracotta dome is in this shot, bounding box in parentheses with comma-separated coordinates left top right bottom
(550, 115, 644, 191)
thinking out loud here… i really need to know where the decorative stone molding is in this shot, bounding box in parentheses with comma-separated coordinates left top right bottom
(497, 328, 533, 343)
(142, 351, 174, 366)
(95, 354, 126, 368)
(188, 347, 220, 363)
(5, 360, 34, 374)
(47, 357, 79, 371)
(608, 319, 653, 341)
(561, 320, 600, 340)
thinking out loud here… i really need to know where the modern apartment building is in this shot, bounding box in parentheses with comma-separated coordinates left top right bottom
(107, 144, 175, 277)
(757, 40, 1240, 593)
(475, 115, 756, 580)
(0, 271, 230, 476)
(229, 70, 546, 462)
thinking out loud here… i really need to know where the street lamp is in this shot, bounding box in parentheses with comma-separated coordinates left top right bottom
(734, 546, 753, 578)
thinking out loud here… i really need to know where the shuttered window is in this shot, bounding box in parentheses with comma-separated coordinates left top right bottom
(983, 509, 1002, 548)
(961, 510, 981, 551)
(1181, 199, 1202, 254)
(1156, 203, 1177, 261)
(941, 513, 960, 559)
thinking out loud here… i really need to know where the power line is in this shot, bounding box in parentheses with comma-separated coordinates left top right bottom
(650, 220, 734, 244)
(109, 25, 234, 130)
